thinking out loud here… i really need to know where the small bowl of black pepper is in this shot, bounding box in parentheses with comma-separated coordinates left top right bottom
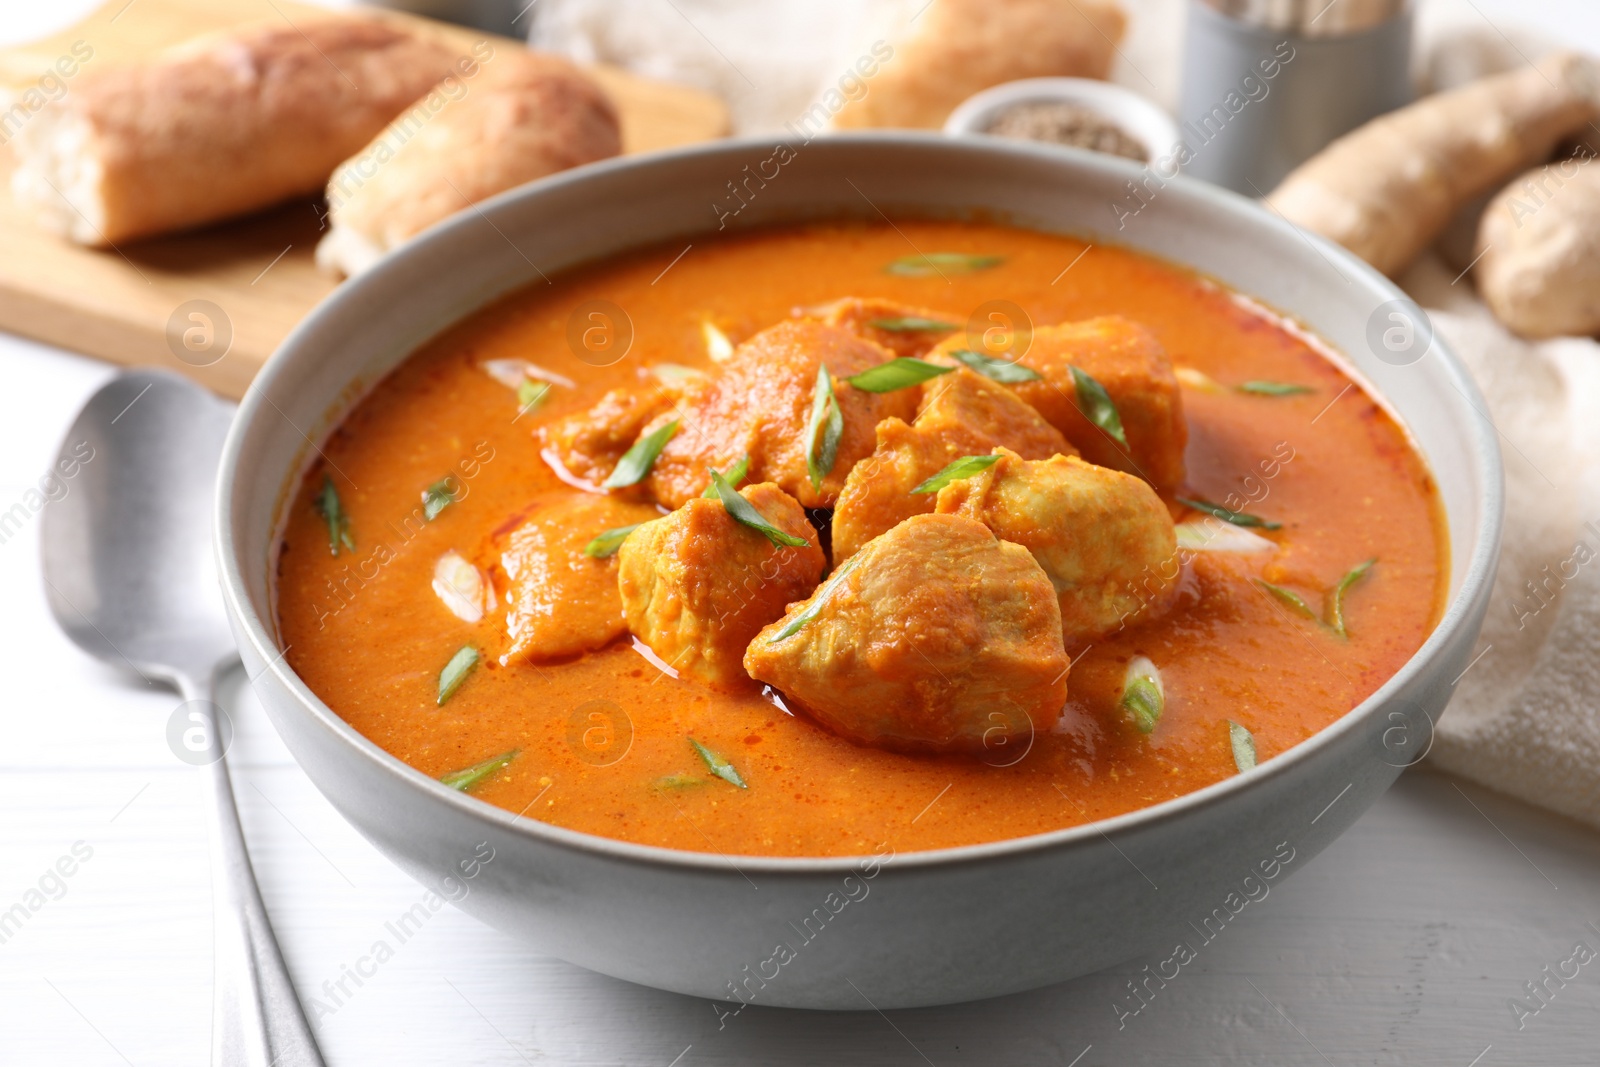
(944, 77, 1180, 167)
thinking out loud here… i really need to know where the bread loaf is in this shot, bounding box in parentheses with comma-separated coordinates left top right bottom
(316, 49, 620, 277)
(10, 15, 472, 245)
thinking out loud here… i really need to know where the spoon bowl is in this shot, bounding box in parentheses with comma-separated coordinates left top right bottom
(41, 370, 237, 684)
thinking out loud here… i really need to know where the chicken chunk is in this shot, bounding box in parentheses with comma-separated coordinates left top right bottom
(936, 450, 1179, 643)
(498, 493, 663, 663)
(644, 320, 918, 508)
(931, 316, 1186, 488)
(831, 367, 1075, 562)
(619, 482, 825, 688)
(745, 514, 1068, 753)
(538, 386, 681, 489)
(795, 297, 959, 358)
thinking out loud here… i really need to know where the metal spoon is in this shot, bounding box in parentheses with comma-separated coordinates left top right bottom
(40, 370, 324, 1067)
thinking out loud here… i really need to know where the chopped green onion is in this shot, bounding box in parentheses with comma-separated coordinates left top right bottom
(313, 475, 355, 556)
(843, 357, 954, 393)
(949, 348, 1041, 383)
(805, 364, 843, 492)
(869, 316, 957, 332)
(1177, 497, 1282, 530)
(689, 738, 746, 789)
(1228, 721, 1257, 772)
(1070, 366, 1128, 448)
(649, 362, 710, 385)
(702, 321, 735, 363)
(516, 378, 552, 416)
(911, 453, 1001, 494)
(709, 470, 809, 548)
(1121, 655, 1164, 734)
(1326, 559, 1376, 638)
(1255, 579, 1317, 620)
(652, 773, 706, 790)
(768, 556, 861, 643)
(1238, 380, 1313, 396)
(885, 252, 1003, 277)
(440, 749, 519, 792)
(584, 523, 643, 559)
(603, 419, 679, 489)
(422, 477, 458, 521)
(701, 454, 751, 498)
(436, 645, 480, 705)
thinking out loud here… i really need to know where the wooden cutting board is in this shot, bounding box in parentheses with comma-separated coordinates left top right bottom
(0, 0, 729, 398)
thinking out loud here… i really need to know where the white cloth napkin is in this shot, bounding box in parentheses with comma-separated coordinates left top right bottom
(1402, 257, 1600, 830)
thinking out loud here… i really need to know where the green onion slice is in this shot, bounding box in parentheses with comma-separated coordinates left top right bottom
(689, 738, 747, 789)
(1238, 380, 1313, 396)
(869, 316, 957, 332)
(583, 523, 643, 559)
(701, 454, 751, 498)
(313, 475, 355, 555)
(1177, 497, 1282, 530)
(1070, 366, 1128, 448)
(768, 555, 861, 643)
(885, 253, 1003, 277)
(1255, 579, 1317, 620)
(805, 364, 843, 491)
(911, 453, 1001, 494)
(422, 477, 458, 521)
(603, 419, 679, 490)
(1121, 655, 1164, 734)
(649, 362, 710, 385)
(436, 645, 480, 706)
(1326, 558, 1376, 638)
(440, 749, 519, 792)
(652, 773, 706, 790)
(1228, 721, 1257, 772)
(949, 348, 1041, 383)
(843, 357, 954, 393)
(517, 379, 552, 416)
(709, 470, 809, 548)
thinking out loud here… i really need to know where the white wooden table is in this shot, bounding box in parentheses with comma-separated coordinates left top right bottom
(6, 2, 1600, 1064)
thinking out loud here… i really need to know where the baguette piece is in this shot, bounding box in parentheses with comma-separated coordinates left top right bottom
(829, 0, 1125, 131)
(1266, 52, 1600, 277)
(10, 15, 469, 245)
(316, 50, 620, 277)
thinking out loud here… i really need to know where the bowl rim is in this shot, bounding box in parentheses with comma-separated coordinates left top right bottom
(216, 131, 1504, 877)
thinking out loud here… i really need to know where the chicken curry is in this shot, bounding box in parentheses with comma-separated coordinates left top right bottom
(276, 219, 1446, 857)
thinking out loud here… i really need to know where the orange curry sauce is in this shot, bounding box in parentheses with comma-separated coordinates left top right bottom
(276, 220, 1446, 857)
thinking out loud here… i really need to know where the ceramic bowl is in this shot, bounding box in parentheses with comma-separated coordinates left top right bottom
(943, 77, 1181, 162)
(217, 133, 1501, 1010)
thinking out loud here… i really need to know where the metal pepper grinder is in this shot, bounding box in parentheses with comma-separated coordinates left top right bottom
(1178, 0, 1413, 195)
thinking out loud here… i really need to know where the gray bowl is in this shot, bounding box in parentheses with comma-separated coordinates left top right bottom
(216, 134, 1501, 1010)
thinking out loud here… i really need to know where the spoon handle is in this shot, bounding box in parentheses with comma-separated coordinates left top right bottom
(182, 675, 326, 1067)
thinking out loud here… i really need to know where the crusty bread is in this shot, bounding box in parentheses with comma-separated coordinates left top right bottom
(9, 15, 470, 245)
(829, 0, 1126, 130)
(316, 50, 621, 278)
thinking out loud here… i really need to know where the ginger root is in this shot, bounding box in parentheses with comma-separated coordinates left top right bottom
(1475, 157, 1600, 338)
(1266, 52, 1600, 277)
